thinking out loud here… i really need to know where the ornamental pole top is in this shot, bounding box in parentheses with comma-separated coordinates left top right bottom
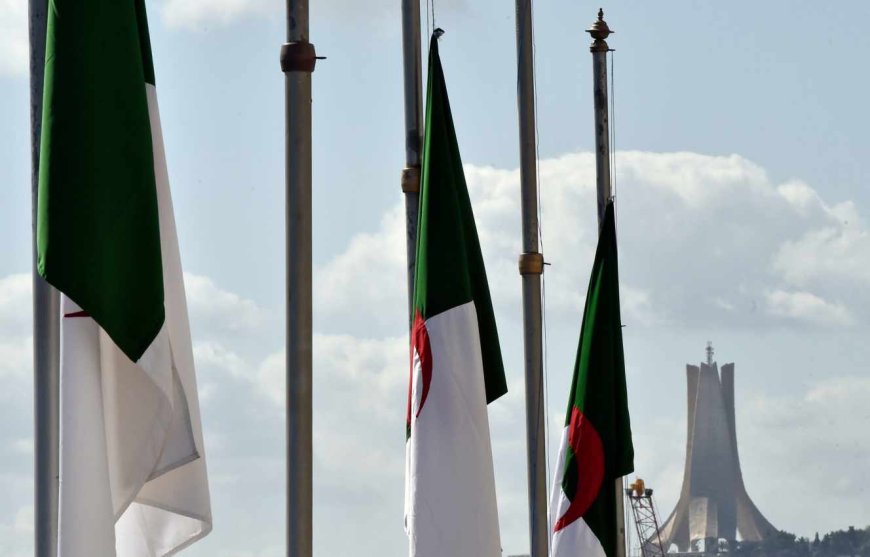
(586, 8, 613, 51)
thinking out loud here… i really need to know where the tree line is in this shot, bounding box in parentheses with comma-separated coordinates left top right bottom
(730, 527, 870, 557)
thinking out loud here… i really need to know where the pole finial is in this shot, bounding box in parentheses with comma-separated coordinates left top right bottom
(586, 8, 613, 51)
(706, 341, 714, 366)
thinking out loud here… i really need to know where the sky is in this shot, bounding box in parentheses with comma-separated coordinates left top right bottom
(2, 1, 870, 556)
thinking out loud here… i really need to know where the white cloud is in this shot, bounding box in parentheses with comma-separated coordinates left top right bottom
(0, 338, 30, 380)
(11, 506, 32, 534)
(158, 0, 467, 31)
(254, 335, 407, 472)
(765, 289, 854, 327)
(9, 439, 32, 455)
(254, 333, 407, 418)
(618, 151, 772, 209)
(0, 274, 31, 379)
(160, 0, 398, 31)
(314, 204, 408, 334)
(0, 505, 33, 557)
(0, 275, 33, 554)
(0, 0, 27, 77)
(1, 149, 868, 555)
(742, 377, 870, 534)
(773, 224, 870, 290)
(777, 180, 824, 215)
(194, 341, 250, 378)
(216, 548, 282, 557)
(806, 376, 870, 405)
(161, 0, 273, 30)
(0, 274, 30, 330)
(249, 335, 413, 553)
(637, 376, 870, 538)
(184, 272, 264, 333)
(254, 350, 283, 406)
(304, 149, 870, 548)
(316, 150, 870, 333)
(620, 286, 661, 327)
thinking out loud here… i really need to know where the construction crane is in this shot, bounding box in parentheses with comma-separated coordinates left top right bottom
(626, 479, 668, 557)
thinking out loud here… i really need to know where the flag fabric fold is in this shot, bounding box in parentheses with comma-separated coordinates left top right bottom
(549, 201, 634, 557)
(38, 0, 211, 555)
(404, 35, 507, 557)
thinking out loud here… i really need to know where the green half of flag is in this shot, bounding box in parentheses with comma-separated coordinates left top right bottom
(555, 200, 634, 557)
(412, 36, 507, 405)
(37, 0, 164, 361)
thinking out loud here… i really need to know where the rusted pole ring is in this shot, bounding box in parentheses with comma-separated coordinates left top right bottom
(518, 252, 544, 275)
(401, 166, 421, 193)
(280, 41, 318, 73)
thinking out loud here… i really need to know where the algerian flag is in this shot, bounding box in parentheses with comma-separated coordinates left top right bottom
(37, 0, 211, 555)
(404, 35, 508, 557)
(549, 201, 634, 557)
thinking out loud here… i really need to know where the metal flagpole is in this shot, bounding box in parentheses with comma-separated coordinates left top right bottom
(280, 0, 318, 554)
(30, 0, 61, 554)
(400, 0, 424, 320)
(587, 10, 627, 557)
(514, 1, 548, 556)
(588, 9, 613, 227)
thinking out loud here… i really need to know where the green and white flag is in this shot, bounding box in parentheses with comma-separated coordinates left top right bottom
(38, 0, 211, 554)
(549, 201, 634, 557)
(404, 35, 508, 557)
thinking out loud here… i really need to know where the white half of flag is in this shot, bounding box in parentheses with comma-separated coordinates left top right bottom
(56, 87, 211, 557)
(405, 302, 502, 557)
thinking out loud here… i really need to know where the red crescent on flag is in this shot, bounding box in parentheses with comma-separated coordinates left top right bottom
(406, 311, 433, 430)
(554, 407, 606, 532)
(63, 310, 90, 318)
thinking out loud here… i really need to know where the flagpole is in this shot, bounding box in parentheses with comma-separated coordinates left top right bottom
(587, 10, 627, 557)
(588, 9, 613, 227)
(30, 0, 61, 554)
(280, 0, 318, 554)
(514, 1, 548, 556)
(400, 0, 424, 320)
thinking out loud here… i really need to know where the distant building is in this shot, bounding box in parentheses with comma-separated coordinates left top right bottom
(659, 344, 777, 552)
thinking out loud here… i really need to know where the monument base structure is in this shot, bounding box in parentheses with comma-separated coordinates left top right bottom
(659, 345, 777, 553)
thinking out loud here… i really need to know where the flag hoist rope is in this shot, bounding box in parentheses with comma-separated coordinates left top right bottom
(610, 50, 617, 207)
(534, 24, 553, 517)
(608, 46, 633, 557)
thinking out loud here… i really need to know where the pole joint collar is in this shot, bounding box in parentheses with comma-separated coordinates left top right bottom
(401, 166, 421, 193)
(281, 41, 319, 73)
(518, 252, 544, 275)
